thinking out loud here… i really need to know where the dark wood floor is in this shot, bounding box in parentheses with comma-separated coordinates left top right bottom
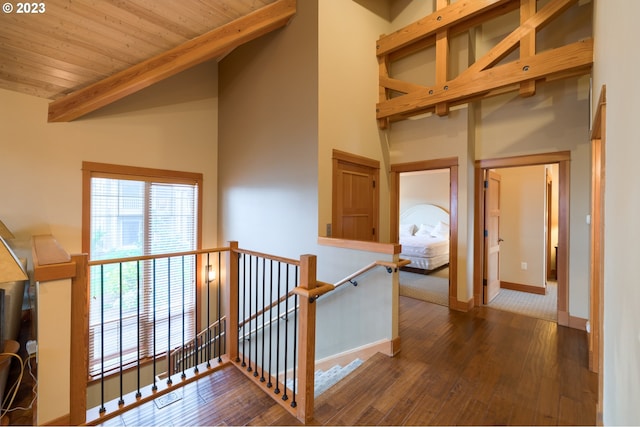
(5, 296, 596, 425)
(89, 296, 597, 426)
(313, 297, 597, 425)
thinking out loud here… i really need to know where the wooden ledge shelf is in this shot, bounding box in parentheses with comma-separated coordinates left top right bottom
(32, 234, 77, 282)
(318, 237, 401, 255)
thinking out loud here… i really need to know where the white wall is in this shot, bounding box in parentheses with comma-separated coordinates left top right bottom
(218, 0, 319, 257)
(0, 62, 219, 423)
(399, 170, 450, 214)
(498, 165, 546, 288)
(593, 0, 640, 424)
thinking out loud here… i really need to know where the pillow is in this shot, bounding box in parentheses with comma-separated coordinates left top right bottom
(399, 223, 417, 237)
(415, 223, 434, 236)
(430, 221, 450, 238)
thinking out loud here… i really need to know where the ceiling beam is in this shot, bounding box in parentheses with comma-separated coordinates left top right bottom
(376, 0, 590, 126)
(376, 38, 593, 121)
(48, 0, 296, 122)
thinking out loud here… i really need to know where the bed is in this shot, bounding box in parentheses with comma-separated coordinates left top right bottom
(399, 204, 450, 273)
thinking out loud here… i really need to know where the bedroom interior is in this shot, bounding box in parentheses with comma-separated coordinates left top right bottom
(398, 165, 559, 323)
(398, 169, 451, 307)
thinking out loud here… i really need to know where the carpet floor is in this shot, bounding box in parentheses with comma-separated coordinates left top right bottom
(399, 267, 449, 307)
(399, 268, 558, 322)
(489, 280, 557, 322)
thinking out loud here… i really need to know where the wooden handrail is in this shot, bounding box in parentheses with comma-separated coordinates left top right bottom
(292, 282, 335, 301)
(88, 246, 231, 266)
(291, 258, 410, 302)
(232, 247, 300, 266)
(332, 259, 411, 290)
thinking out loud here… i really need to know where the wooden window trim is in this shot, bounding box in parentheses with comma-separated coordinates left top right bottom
(81, 161, 204, 380)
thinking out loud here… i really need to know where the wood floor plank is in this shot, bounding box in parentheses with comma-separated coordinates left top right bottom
(371, 361, 429, 415)
(536, 376, 560, 425)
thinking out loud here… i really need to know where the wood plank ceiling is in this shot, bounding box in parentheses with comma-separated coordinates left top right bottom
(0, 0, 295, 121)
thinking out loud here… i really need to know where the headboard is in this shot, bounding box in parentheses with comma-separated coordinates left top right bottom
(400, 203, 449, 227)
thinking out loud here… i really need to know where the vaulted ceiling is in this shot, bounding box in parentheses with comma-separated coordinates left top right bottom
(0, 0, 296, 121)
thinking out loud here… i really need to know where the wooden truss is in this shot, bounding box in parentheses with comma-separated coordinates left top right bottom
(376, 0, 593, 128)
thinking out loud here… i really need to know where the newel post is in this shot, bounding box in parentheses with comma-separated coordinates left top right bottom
(296, 254, 317, 423)
(226, 241, 239, 363)
(70, 253, 89, 425)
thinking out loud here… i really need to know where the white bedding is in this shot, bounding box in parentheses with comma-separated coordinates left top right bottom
(402, 253, 449, 271)
(399, 234, 449, 258)
(399, 203, 450, 272)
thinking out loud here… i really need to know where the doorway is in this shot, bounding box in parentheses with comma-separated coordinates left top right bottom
(481, 165, 559, 322)
(474, 152, 570, 326)
(398, 169, 451, 307)
(390, 157, 460, 310)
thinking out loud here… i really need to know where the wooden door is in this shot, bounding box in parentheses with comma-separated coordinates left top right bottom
(332, 151, 379, 241)
(484, 170, 502, 303)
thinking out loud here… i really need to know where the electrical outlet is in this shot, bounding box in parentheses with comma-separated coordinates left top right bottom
(521, 262, 528, 270)
(26, 340, 37, 356)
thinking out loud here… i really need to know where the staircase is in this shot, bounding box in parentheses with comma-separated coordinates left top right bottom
(287, 359, 363, 397)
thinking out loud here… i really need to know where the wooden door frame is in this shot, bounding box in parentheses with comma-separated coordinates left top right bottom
(589, 85, 606, 424)
(546, 169, 554, 281)
(473, 152, 571, 326)
(390, 157, 461, 310)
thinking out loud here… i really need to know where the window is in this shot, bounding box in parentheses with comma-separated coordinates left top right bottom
(82, 162, 203, 377)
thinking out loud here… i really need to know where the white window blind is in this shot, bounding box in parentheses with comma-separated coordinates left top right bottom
(88, 174, 199, 377)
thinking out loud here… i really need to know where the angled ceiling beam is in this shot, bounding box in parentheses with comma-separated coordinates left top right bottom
(48, 0, 296, 122)
(377, 0, 513, 57)
(461, 0, 577, 76)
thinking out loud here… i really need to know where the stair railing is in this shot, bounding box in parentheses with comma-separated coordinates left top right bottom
(67, 238, 406, 426)
(226, 243, 321, 423)
(72, 246, 233, 425)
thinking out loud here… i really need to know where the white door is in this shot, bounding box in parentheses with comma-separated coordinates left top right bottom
(484, 170, 502, 303)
